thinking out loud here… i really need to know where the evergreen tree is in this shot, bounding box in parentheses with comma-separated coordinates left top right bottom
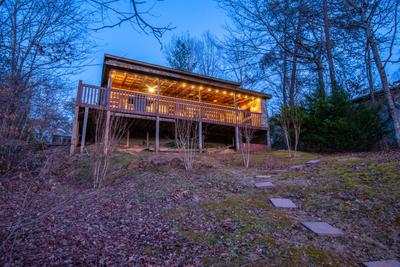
(164, 34, 199, 72)
(301, 89, 387, 151)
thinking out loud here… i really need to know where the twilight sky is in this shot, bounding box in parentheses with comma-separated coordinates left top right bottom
(72, 0, 399, 93)
(73, 0, 228, 86)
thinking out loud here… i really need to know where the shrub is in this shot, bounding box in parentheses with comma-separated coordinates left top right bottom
(300, 89, 387, 151)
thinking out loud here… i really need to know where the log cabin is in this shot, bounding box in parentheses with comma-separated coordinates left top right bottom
(70, 54, 272, 154)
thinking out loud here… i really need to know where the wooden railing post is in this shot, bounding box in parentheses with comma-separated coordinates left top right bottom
(77, 80, 83, 105)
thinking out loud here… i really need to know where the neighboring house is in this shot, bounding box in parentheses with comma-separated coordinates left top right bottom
(70, 54, 272, 153)
(353, 83, 400, 147)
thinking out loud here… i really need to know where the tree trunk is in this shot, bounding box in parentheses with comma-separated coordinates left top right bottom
(323, 0, 336, 92)
(316, 55, 325, 98)
(366, 25, 400, 146)
(290, 14, 302, 107)
(282, 46, 289, 107)
(366, 41, 375, 104)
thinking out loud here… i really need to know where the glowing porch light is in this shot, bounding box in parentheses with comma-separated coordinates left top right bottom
(223, 91, 227, 95)
(148, 86, 156, 93)
(216, 89, 219, 93)
(207, 88, 212, 92)
(245, 95, 248, 99)
(191, 85, 195, 89)
(213, 100, 218, 103)
(182, 83, 187, 87)
(251, 97, 255, 100)
(238, 94, 241, 97)
(230, 92, 234, 96)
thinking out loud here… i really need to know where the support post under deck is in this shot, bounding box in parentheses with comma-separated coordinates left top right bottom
(80, 107, 89, 154)
(70, 106, 80, 156)
(126, 129, 130, 148)
(235, 126, 240, 152)
(266, 129, 271, 150)
(155, 116, 160, 153)
(198, 121, 203, 153)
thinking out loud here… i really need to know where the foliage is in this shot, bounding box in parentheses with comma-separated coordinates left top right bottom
(164, 33, 200, 72)
(301, 89, 387, 151)
(164, 32, 225, 78)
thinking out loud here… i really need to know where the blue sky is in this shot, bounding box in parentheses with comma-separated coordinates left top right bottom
(73, 0, 228, 86)
(72, 0, 399, 91)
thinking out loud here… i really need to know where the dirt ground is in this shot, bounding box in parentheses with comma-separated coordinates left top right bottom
(0, 147, 399, 266)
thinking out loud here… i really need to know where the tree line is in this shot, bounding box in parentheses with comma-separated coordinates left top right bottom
(0, 0, 171, 143)
(163, 0, 400, 149)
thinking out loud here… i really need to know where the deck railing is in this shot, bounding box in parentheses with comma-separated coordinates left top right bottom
(77, 83, 265, 128)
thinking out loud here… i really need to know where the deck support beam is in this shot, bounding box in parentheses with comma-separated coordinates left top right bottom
(146, 131, 149, 148)
(126, 129, 130, 148)
(70, 106, 80, 155)
(198, 121, 203, 153)
(80, 107, 89, 154)
(155, 116, 160, 152)
(266, 129, 271, 150)
(235, 126, 240, 152)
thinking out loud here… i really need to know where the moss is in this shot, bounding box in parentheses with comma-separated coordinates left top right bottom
(303, 246, 355, 266)
(144, 246, 154, 256)
(180, 230, 217, 245)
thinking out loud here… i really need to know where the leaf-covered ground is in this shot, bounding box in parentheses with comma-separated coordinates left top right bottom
(0, 148, 399, 266)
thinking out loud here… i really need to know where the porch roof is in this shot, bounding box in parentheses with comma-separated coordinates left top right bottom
(101, 54, 272, 99)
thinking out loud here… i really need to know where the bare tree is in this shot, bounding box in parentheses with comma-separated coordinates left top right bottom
(365, 40, 375, 104)
(0, 0, 91, 139)
(323, 0, 337, 92)
(175, 118, 198, 170)
(196, 31, 224, 77)
(92, 111, 130, 188)
(87, 0, 173, 41)
(344, 0, 400, 147)
(238, 124, 255, 168)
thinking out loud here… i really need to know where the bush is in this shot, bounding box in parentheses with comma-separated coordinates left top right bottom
(300, 89, 387, 151)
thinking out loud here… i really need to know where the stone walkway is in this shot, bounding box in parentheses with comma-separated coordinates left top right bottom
(302, 222, 343, 236)
(254, 182, 274, 188)
(254, 159, 397, 265)
(363, 260, 400, 267)
(269, 198, 297, 208)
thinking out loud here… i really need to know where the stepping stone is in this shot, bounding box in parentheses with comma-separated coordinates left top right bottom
(302, 222, 343, 236)
(363, 260, 400, 267)
(306, 159, 321, 164)
(290, 165, 305, 170)
(255, 182, 274, 188)
(270, 198, 297, 208)
(255, 175, 272, 179)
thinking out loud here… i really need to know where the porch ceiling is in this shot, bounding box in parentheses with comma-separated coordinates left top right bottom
(110, 69, 261, 111)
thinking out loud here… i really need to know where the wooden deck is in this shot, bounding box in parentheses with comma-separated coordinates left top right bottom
(78, 83, 266, 129)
